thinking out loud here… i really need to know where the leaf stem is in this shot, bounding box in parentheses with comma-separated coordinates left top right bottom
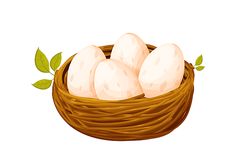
(49, 71, 54, 76)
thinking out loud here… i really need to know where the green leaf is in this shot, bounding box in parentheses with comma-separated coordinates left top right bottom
(35, 48, 50, 73)
(196, 66, 205, 71)
(50, 52, 62, 71)
(195, 54, 203, 66)
(32, 79, 52, 90)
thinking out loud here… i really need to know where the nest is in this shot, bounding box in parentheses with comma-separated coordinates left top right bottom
(52, 44, 195, 141)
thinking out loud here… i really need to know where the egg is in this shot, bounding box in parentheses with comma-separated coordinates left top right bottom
(111, 33, 149, 75)
(139, 43, 185, 98)
(94, 59, 143, 100)
(67, 45, 106, 98)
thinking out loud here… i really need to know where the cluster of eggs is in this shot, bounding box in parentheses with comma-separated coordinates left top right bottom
(67, 33, 185, 100)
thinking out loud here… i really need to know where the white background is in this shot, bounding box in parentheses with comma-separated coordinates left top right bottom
(0, 0, 235, 156)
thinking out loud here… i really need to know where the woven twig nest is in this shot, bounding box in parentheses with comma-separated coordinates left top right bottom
(52, 44, 195, 141)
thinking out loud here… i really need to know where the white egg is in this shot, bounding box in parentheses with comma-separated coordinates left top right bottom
(139, 43, 185, 98)
(67, 45, 106, 98)
(111, 33, 149, 75)
(94, 59, 143, 100)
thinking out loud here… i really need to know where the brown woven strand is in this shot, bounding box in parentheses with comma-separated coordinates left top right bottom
(52, 44, 195, 141)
